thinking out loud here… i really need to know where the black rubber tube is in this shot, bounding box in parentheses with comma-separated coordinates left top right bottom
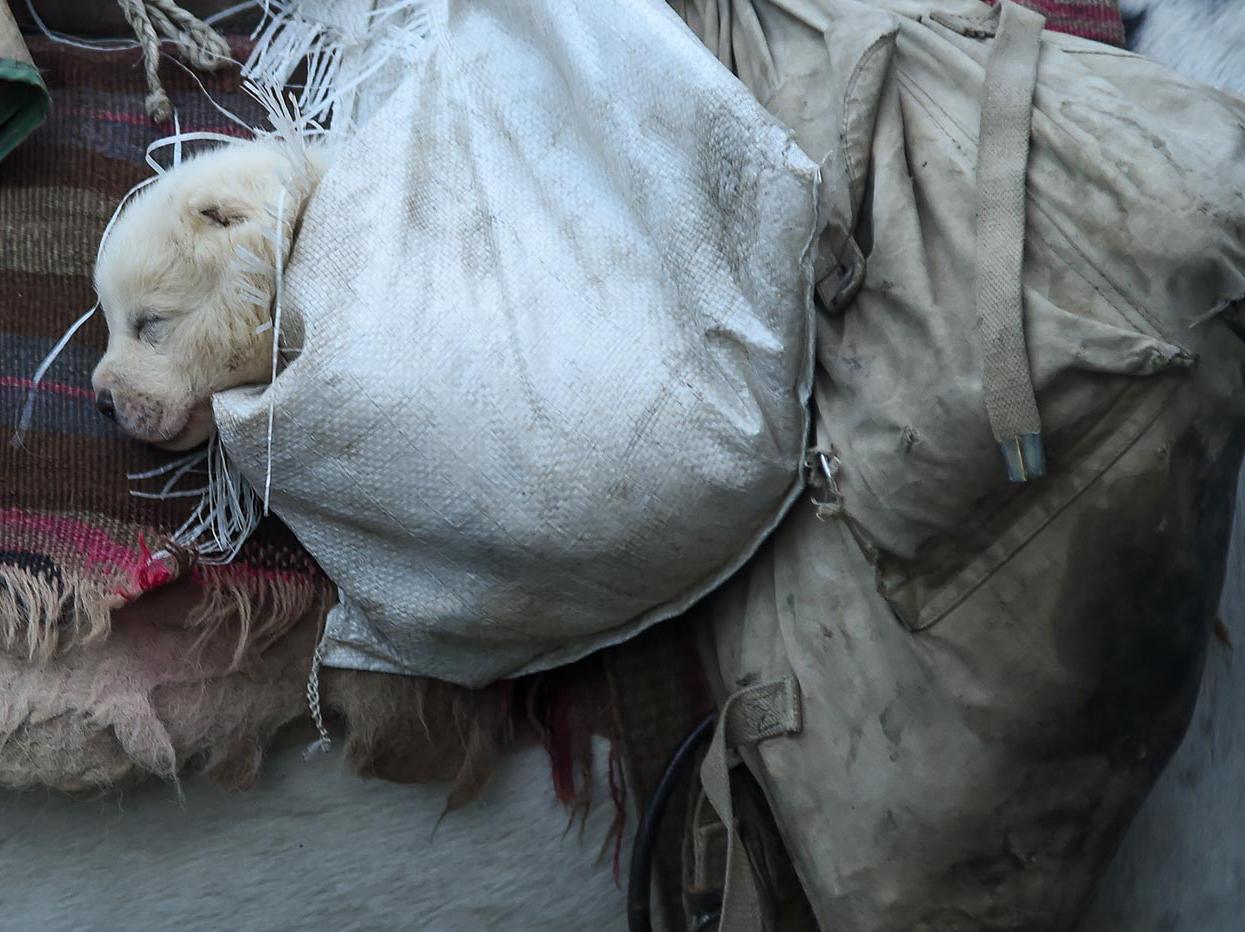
(626, 711, 718, 932)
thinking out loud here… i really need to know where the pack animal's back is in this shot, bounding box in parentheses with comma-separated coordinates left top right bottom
(672, 1, 1245, 927)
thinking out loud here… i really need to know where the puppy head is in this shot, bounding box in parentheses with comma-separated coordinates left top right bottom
(92, 141, 299, 451)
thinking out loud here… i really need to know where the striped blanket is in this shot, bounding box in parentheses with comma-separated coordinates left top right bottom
(0, 34, 330, 660)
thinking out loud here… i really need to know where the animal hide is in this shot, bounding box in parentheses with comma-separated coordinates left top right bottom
(0, 578, 514, 796)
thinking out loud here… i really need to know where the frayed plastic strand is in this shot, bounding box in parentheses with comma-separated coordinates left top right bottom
(204, 0, 263, 27)
(234, 244, 271, 275)
(23, 0, 145, 52)
(145, 126, 245, 176)
(262, 185, 289, 515)
(127, 449, 206, 481)
(130, 488, 211, 499)
(236, 279, 271, 308)
(241, 0, 434, 133)
(9, 304, 99, 449)
(164, 434, 262, 565)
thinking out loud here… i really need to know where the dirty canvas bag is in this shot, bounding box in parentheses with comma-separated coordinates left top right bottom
(212, 0, 820, 687)
(668, 0, 1245, 928)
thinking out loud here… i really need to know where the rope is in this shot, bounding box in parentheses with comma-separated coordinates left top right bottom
(149, 0, 232, 67)
(115, 0, 232, 121)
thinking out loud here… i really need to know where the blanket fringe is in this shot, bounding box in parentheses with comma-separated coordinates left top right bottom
(0, 565, 114, 662)
(0, 603, 320, 794)
(0, 550, 321, 670)
(187, 566, 324, 670)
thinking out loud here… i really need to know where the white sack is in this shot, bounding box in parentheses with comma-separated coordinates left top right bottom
(214, 0, 819, 687)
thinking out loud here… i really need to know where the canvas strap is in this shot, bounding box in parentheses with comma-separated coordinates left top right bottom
(973, 0, 1048, 482)
(699, 677, 801, 932)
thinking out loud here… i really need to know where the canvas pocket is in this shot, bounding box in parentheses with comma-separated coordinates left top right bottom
(812, 10, 1199, 632)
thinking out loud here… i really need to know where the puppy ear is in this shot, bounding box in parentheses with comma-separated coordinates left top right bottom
(187, 194, 253, 229)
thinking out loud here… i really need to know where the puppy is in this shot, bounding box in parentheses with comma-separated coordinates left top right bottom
(92, 140, 321, 450)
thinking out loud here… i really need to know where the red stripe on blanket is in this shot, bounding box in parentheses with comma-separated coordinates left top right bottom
(0, 507, 142, 573)
(0, 376, 94, 399)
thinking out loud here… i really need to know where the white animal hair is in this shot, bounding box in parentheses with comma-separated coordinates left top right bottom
(1120, 0, 1245, 97)
(92, 132, 323, 561)
(18, 0, 435, 567)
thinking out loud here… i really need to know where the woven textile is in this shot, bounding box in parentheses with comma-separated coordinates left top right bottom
(990, 0, 1126, 45)
(0, 35, 332, 658)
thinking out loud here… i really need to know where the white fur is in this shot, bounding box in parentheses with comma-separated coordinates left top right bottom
(1120, 0, 1245, 96)
(92, 140, 320, 450)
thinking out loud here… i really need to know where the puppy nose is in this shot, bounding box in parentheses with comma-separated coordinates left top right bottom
(95, 389, 116, 421)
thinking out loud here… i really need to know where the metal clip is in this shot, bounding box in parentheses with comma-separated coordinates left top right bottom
(806, 448, 844, 518)
(999, 432, 1046, 482)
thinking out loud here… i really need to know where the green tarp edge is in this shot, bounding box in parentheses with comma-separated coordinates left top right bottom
(0, 57, 48, 163)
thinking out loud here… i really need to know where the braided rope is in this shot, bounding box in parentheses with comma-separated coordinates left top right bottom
(116, 0, 171, 121)
(148, 0, 232, 69)
(115, 0, 232, 122)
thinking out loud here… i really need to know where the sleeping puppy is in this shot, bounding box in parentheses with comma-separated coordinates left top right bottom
(92, 140, 321, 450)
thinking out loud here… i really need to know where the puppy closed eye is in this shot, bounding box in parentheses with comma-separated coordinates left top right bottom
(134, 313, 166, 344)
(199, 206, 243, 227)
(189, 192, 253, 229)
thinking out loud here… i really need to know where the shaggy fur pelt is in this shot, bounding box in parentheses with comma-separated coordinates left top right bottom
(322, 668, 512, 807)
(0, 582, 310, 792)
(0, 579, 513, 797)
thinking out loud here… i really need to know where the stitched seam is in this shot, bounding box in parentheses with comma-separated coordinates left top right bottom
(904, 379, 1179, 630)
(838, 31, 899, 236)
